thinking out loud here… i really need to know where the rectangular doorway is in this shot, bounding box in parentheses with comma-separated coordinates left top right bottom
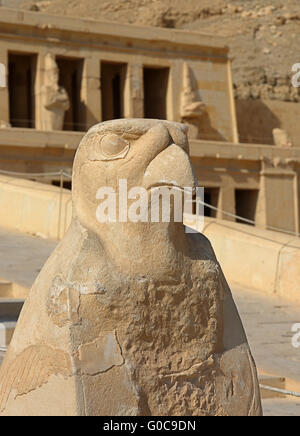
(143, 67, 169, 119)
(204, 188, 220, 218)
(235, 189, 259, 225)
(56, 57, 84, 131)
(101, 62, 127, 121)
(9, 53, 37, 128)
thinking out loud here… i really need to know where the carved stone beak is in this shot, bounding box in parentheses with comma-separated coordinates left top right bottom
(143, 143, 197, 191)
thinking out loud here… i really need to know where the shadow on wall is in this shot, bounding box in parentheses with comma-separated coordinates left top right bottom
(198, 112, 227, 142)
(182, 65, 227, 142)
(236, 99, 281, 145)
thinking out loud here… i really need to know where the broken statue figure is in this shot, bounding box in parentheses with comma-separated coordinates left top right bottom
(41, 53, 70, 131)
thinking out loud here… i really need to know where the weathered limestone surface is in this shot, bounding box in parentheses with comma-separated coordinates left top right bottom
(273, 128, 293, 148)
(0, 119, 262, 416)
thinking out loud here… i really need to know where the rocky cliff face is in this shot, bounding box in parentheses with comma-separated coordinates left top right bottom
(6, 0, 300, 102)
(234, 71, 300, 102)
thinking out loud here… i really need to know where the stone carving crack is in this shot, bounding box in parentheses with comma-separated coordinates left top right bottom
(77, 330, 125, 376)
(158, 355, 215, 381)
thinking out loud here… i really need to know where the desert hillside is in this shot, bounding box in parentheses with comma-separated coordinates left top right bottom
(2, 0, 300, 102)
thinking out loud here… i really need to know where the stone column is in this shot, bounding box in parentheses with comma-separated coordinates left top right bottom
(227, 59, 239, 144)
(124, 62, 144, 118)
(81, 57, 101, 129)
(167, 61, 180, 122)
(35, 52, 44, 131)
(218, 184, 236, 222)
(0, 48, 10, 128)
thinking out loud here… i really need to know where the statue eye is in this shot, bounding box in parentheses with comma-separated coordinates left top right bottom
(100, 134, 129, 159)
(88, 133, 129, 161)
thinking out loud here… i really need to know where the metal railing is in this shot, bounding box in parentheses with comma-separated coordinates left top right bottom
(197, 199, 299, 238)
(0, 168, 299, 240)
(259, 384, 300, 399)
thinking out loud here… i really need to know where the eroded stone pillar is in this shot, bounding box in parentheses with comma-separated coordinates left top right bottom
(219, 184, 236, 222)
(124, 62, 144, 118)
(81, 57, 101, 129)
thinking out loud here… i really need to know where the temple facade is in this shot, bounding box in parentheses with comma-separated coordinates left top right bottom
(0, 8, 299, 235)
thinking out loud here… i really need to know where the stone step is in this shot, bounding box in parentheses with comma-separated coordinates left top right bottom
(0, 320, 17, 348)
(0, 299, 24, 319)
(259, 374, 286, 399)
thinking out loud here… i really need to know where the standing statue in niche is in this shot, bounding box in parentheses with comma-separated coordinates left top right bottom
(0, 119, 262, 416)
(181, 62, 206, 139)
(41, 53, 70, 131)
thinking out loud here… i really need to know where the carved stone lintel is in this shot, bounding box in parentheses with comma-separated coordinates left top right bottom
(260, 155, 298, 174)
